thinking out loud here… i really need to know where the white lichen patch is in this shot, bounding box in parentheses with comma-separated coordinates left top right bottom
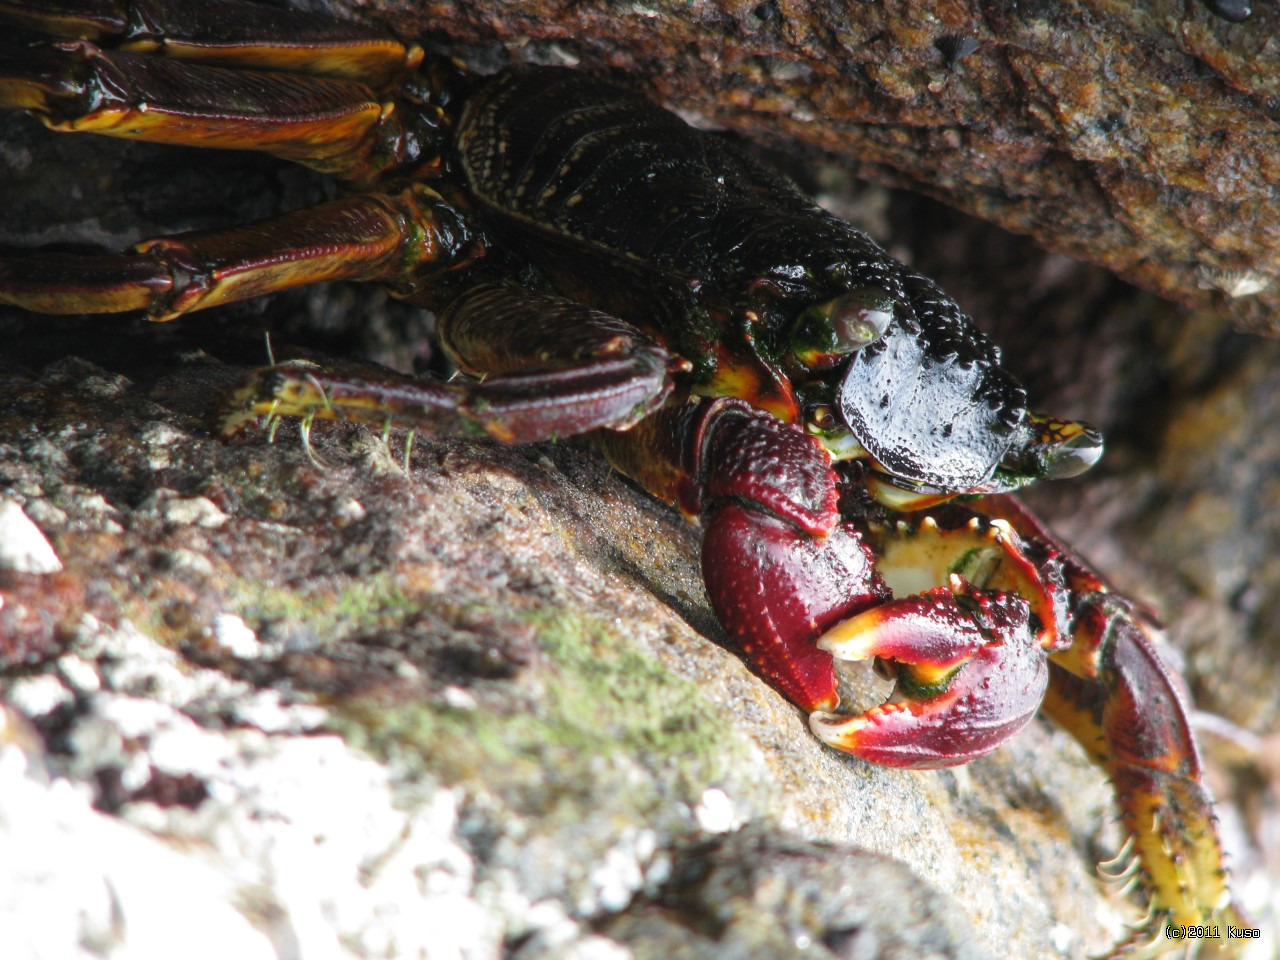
(122, 733, 501, 960)
(0, 498, 62, 573)
(584, 829, 657, 914)
(55, 653, 102, 695)
(0, 712, 276, 960)
(0, 617, 514, 960)
(694, 787, 741, 834)
(443, 685, 478, 710)
(334, 497, 367, 523)
(74, 616, 239, 707)
(4, 673, 73, 717)
(139, 421, 190, 469)
(162, 547, 215, 575)
(23, 497, 68, 530)
(232, 689, 328, 734)
(212, 613, 261, 658)
(60, 489, 124, 534)
(141, 489, 229, 528)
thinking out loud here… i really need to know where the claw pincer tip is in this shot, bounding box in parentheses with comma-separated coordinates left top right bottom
(810, 581, 1048, 768)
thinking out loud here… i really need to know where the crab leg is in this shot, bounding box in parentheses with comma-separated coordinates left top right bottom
(0, 185, 468, 320)
(0, 33, 428, 182)
(219, 284, 687, 442)
(0, 0, 420, 87)
(969, 498, 1243, 950)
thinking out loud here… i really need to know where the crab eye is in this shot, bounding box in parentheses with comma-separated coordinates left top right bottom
(1002, 413, 1105, 482)
(789, 287, 894, 370)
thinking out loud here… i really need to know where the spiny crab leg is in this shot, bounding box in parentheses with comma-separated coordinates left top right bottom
(809, 518, 1059, 768)
(969, 498, 1248, 952)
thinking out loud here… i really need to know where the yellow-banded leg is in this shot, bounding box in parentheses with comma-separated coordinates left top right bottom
(0, 0, 432, 183)
(974, 496, 1244, 958)
(219, 284, 690, 444)
(0, 0, 421, 87)
(0, 185, 466, 320)
(0, 1, 472, 321)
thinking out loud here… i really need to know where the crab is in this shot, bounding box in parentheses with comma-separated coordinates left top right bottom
(0, 1, 1247, 955)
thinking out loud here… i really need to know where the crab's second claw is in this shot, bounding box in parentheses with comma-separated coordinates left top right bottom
(810, 578, 1048, 768)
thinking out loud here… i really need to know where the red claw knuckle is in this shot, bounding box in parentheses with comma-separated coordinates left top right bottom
(701, 403, 838, 537)
(702, 505, 886, 713)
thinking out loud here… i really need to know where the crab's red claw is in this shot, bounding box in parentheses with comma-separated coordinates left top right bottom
(810, 578, 1048, 768)
(702, 506, 888, 714)
(639, 398, 892, 714)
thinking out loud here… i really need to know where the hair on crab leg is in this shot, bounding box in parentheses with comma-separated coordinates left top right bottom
(1096, 835, 1140, 881)
(265, 399, 283, 443)
(1120, 910, 1185, 960)
(297, 412, 330, 469)
(304, 372, 335, 413)
(1096, 853, 1142, 884)
(376, 418, 397, 463)
(1115, 872, 1144, 899)
(402, 429, 415, 474)
(1097, 834, 1136, 872)
(372, 418, 415, 474)
(290, 372, 332, 465)
(257, 334, 281, 440)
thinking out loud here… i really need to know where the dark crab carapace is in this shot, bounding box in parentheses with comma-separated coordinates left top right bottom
(0, 1, 1244, 954)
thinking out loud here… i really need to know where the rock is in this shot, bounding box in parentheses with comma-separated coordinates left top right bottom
(0, 334, 1163, 960)
(0, 499, 62, 573)
(0, 12, 1275, 957)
